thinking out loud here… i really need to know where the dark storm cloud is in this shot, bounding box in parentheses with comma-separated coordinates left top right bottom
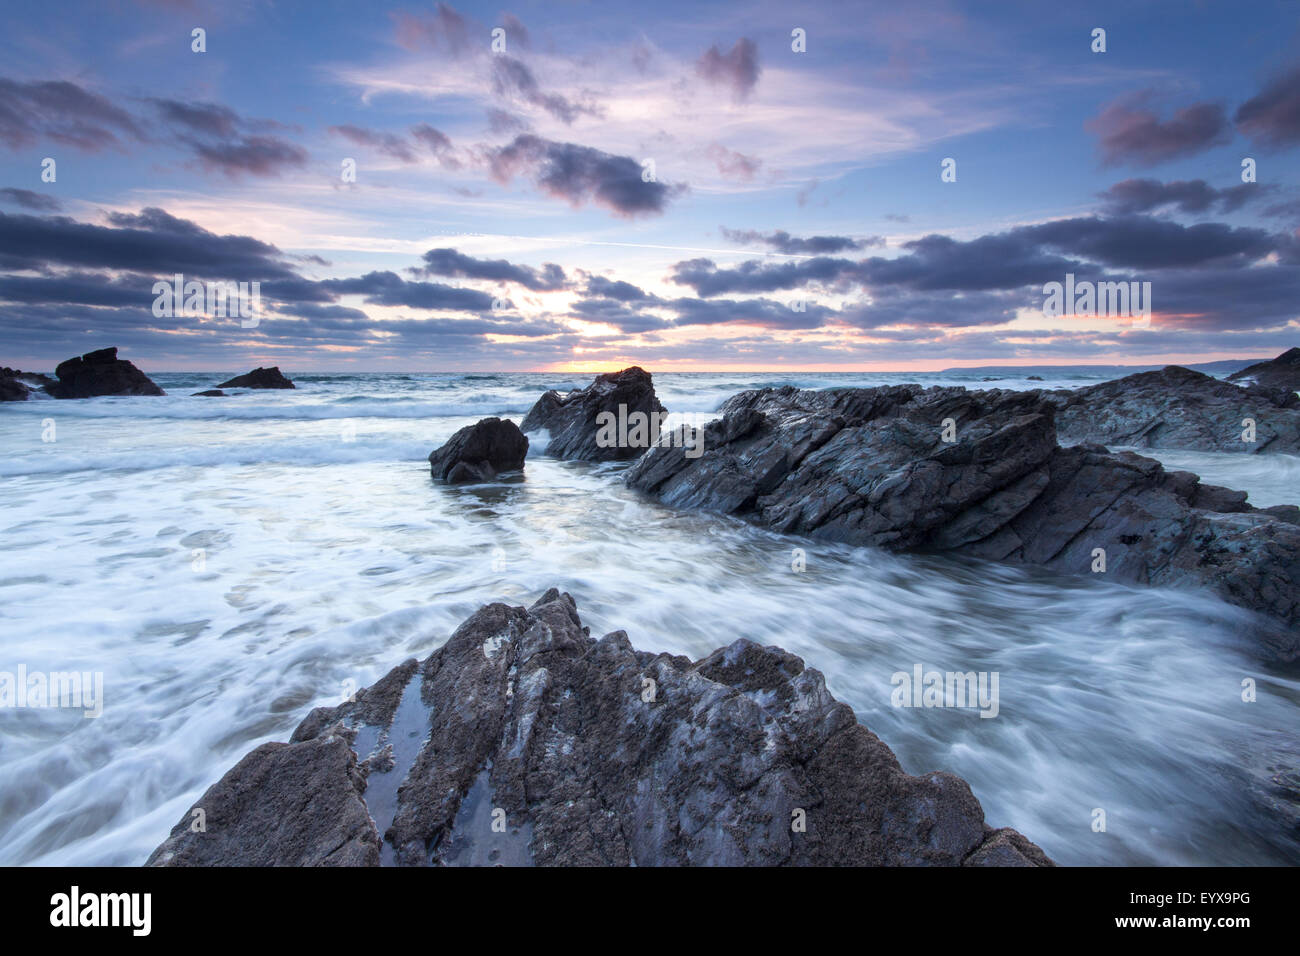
(0, 271, 155, 307)
(0, 187, 60, 211)
(1098, 178, 1261, 216)
(487, 134, 684, 217)
(666, 296, 832, 330)
(585, 275, 651, 301)
(671, 217, 1284, 296)
(720, 227, 883, 255)
(0, 77, 145, 150)
(1086, 93, 1231, 166)
(695, 38, 760, 103)
(316, 271, 497, 311)
(490, 56, 601, 125)
(0, 207, 298, 277)
(413, 248, 569, 291)
(1235, 66, 1300, 149)
(568, 296, 674, 333)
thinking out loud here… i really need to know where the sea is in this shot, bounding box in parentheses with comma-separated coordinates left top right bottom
(1, 367, 1297, 866)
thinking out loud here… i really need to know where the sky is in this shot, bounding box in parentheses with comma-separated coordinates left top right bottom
(1, 0, 1298, 372)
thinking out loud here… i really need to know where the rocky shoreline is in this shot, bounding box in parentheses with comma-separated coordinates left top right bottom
(148, 590, 1052, 867)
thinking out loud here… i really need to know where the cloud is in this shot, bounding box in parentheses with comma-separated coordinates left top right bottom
(1098, 178, 1261, 216)
(0, 77, 145, 150)
(0, 207, 299, 278)
(695, 38, 760, 103)
(1086, 93, 1231, 166)
(720, 227, 883, 255)
(413, 248, 569, 291)
(673, 216, 1285, 296)
(584, 275, 651, 301)
(706, 143, 761, 180)
(1235, 66, 1300, 149)
(151, 96, 308, 177)
(392, 3, 473, 56)
(315, 270, 496, 311)
(490, 55, 601, 124)
(487, 134, 684, 217)
(0, 187, 61, 211)
(329, 124, 417, 162)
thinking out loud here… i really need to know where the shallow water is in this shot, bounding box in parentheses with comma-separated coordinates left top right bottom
(1, 371, 1297, 866)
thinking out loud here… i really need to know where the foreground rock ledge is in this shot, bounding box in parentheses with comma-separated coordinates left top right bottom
(146, 590, 1051, 867)
(626, 385, 1300, 660)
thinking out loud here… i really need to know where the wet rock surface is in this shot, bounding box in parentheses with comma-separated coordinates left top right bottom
(428, 417, 528, 483)
(1049, 365, 1300, 453)
(1227, 348, 1300, 394)
(522, 366, 666, 461)
(46, 348, 164, 398)
(146, 590, 1052, 867)
(626, 384, 1300, 659)
(216, 366, 295, 389)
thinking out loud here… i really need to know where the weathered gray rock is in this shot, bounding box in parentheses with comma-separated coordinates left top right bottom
(428, 417, 528, 483)
(47, 348, 164, 398)
(521, 366, 665, 461)
(1049, 365, 1300, 453)
(217, 366, 294, 389)
(146, 590, 1052, 867)
(1227, 347, 1300, 394)
(626, 385, 1300, 660)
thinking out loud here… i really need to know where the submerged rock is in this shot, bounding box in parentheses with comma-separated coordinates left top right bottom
(146, 590, 1052, 867)
(1049, 365, 1300, 453)
(428, 417, 528, 483)
(217, 366, 295, 389)
(47, 348, 164, 398)
(192, 389, 227, 397)
(625, 385, 1300, 660)
(1227, 347, 1300, 394)
(521, 366, 665, 461)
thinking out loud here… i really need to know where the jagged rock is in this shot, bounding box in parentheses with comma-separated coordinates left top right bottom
(192, 389, 228, 397)
(1049, 365, 1300, 453)
(626, 385, 1300, 660)
(428, 417, 528, 483)
(146, 590, 1052, 867)
(1227, 347, 1300, 394)
(217, 366, 295, 389)
(521, 366, 665, 461)
(47, 348, 164, 398)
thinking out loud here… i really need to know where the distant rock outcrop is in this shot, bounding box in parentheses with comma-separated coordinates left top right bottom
(192, 389, 228, 397)
(428, 417, 528, 483)
(522, 367, 665, 461)
(0, 367, 55, 401)
(46, 348, 164, 398)
(217, 367, 295, 389)
(1227, 348, 1300, 394)
(1049, 365, 1300, 454)
(146, 590, 1052, 867)
(626, 385, 1300, 660)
